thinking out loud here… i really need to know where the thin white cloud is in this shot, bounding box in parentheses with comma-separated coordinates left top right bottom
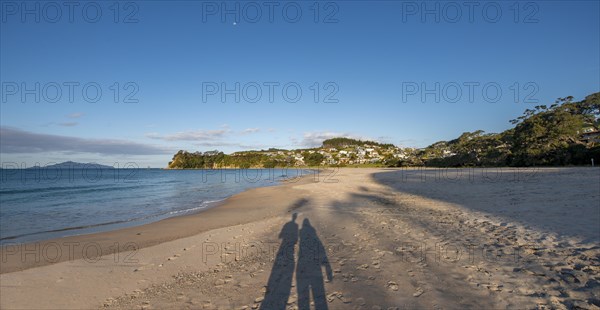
(58, 122, 78, 127)
(195, 141, 276, 150)
(241, 128, 260, 134)
(300, 131, 355, 147)
(67, 112, 84, 119)
(0, 126, 171, 155)
(145, 129, 229, 141)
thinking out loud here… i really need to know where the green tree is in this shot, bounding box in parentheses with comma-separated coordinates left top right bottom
(303, 152, 325, 166)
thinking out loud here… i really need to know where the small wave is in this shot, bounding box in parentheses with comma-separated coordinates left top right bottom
(166, 198, 227, 215)
(0, 184, 148, 196)
(1, 198, 231, 242)
(167, 206, 206, 215)
(204, 198, 227, 205)
(0, 217, 141, 242)
(0, 184, 100, 195)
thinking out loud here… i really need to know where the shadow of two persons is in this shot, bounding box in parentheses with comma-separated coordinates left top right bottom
(261, 213, 333, 310)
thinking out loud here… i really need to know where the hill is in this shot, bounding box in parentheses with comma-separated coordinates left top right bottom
(30, 161, 115, 169)
(167, 92, 600, 168)
(322, 137, 393, 148)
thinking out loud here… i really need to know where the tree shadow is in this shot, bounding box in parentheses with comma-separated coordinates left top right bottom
(371, 169, 600, 243)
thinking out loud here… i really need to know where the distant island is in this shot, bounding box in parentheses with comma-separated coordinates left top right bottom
(27, 161, 115, 169)
(168, 92, 600, 169)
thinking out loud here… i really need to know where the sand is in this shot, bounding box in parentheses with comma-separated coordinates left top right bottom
(0, 168, 599, 309)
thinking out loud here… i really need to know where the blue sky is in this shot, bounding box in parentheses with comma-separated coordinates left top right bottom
(1, 0, 599, 167)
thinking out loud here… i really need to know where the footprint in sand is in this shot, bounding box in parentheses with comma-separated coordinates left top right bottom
(134, 264, 155, 272)
(413, 287, 425, 297)
(386, 281, 399, 291)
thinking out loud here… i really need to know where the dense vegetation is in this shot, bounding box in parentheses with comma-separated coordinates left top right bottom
(400, 93, 600, 167)
(322, 138, 394, 148)
(168, 151, 275, 169)
(302, 152, 325, 166)
(168, 92, 600, 169)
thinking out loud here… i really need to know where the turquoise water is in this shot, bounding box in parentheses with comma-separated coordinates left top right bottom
(0, 168, 308, 245)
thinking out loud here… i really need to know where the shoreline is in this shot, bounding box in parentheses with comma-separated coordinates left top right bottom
(2, 166, 595, 273)
(0, 175, 314, 274)
(1, 168, 598, 309)
(1, 166, 596, 274)
(0, 199, 226, 246)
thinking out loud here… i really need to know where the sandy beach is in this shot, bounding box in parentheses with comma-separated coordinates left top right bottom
(1, 168, 599, 309)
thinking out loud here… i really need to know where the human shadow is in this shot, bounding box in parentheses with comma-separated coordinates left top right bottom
(296, 218, 332, 310)
(260, 212, 299, 309)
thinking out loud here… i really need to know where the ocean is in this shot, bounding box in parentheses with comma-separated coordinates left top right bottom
(0, 168, 309, 245)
